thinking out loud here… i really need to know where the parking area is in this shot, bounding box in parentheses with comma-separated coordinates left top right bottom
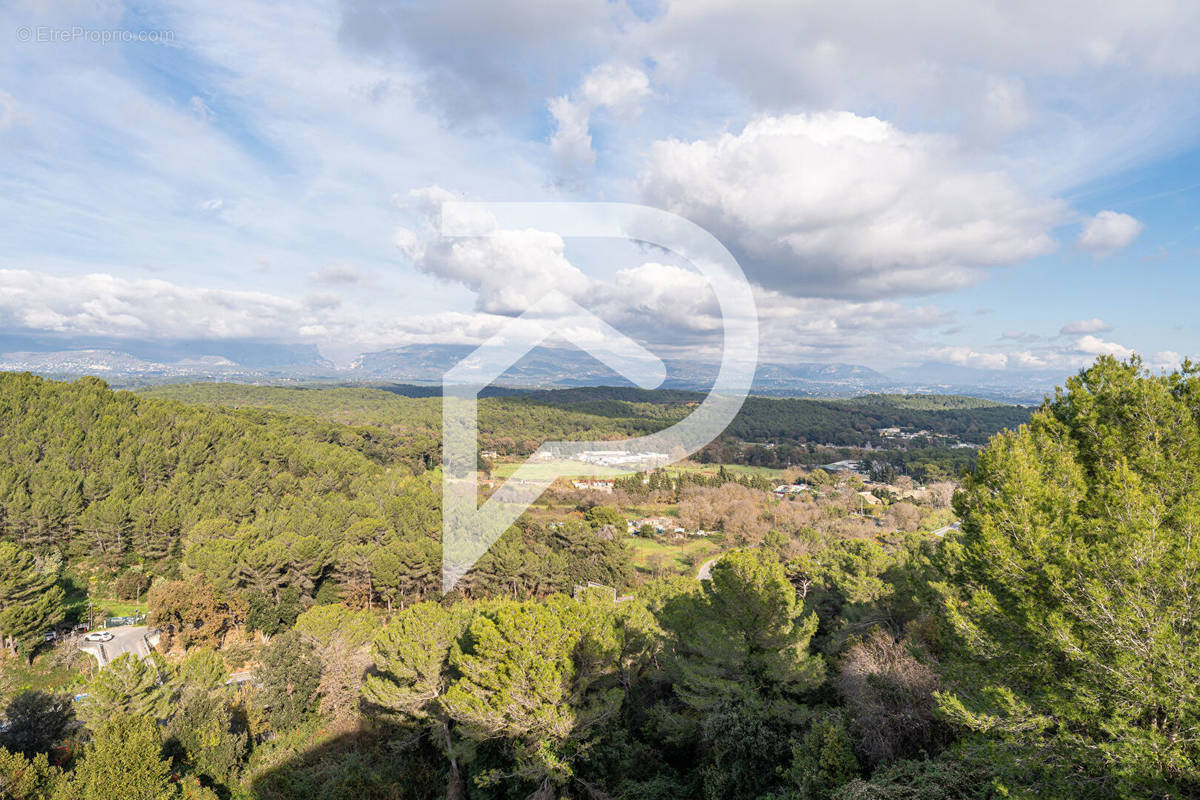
(77, 625, 156, 668)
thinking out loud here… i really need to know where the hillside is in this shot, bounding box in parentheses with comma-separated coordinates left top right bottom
(0, 371, 629, 604)
(140, 383, 1033, 454)
(0, 372, 430, 566)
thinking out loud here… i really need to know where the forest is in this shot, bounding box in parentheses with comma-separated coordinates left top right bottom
(1, 357, 1197, 799)
(139, 383, 1031, 478)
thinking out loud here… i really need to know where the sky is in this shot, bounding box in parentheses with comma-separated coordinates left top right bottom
(0, 0, 1198, 379)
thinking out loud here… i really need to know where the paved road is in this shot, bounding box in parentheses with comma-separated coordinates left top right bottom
(78, 625, 154, 667)
(931, 522, 961, 537)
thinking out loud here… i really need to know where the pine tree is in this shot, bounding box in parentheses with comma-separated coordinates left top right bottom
(0, 690, 74, 757)
(363, 601, 472, 799)
(669, 549, 824, 716)
(0, 747, 63, 800)
(0, 543, 65, 662)
(258, 629, 322, 728)
(79, 653, 174, 725)
(442, 596, 629, 796)
(938, 356, 1200, 796)
(69, 713, 176, 800)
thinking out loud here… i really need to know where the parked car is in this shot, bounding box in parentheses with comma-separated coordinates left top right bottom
(43, 630, 59, 642)
(82, 631, 113, 643)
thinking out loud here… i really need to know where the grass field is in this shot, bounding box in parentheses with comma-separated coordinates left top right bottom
(624, 535, 721, 576)
(2, 649, 94, 694)
(62, 594, 145, 625)
(92, 598, 146, 618)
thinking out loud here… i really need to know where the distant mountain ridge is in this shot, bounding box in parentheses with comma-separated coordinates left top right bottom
(350, 343, 898, 396)
(0, 335, 1058, 402)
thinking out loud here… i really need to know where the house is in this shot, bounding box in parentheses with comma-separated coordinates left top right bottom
(629, 517, 677, 535)
(856, 490, 882, 506)
(577, 450, 670, 468)
(571, 479, 614, 493)
(773, 483, 809, 496)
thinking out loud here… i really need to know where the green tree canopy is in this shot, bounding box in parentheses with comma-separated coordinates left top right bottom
(79, 652, 173, 725)
(938, 356, 1200, 796)
(363, 601, 472, 798)
(68, 712, 176, 800)
(442, 596, 631, 796)
(0, 690, 74, 757)
(671, 549, 825, 717)
(0, 543, 65, 661)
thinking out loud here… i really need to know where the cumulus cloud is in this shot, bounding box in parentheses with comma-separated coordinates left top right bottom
(394, 192, 593, 315)
(0, 269, 322, 341)
(919, 330, 1179, 374)
(1152, 350, 1183, 370)
(548, 95, 596, 171)
(1077, 210, 1143, 254)
(386, 187, 965, 365)
(640, 113, 1064, 299)
(550, 63, 651, 175)
(923, 346, 1009, 370)
(1060, 317, 1112, 335)
(606, 262, 720, 332)
(1075, 334, 1133, 359)
(418, 228, 592, 314)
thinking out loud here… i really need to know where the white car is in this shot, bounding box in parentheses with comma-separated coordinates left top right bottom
(82, 631, 113, 643)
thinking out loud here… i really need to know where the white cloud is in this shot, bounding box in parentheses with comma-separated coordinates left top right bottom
(640, 112, 1064, 299)
(399, 205, 593, 315)
(924, 346, 1009, 370)
(549, 95, 596, 171)
(578, 63, 652, 110)
(388, 194, 959, 365)
(1075, 334, 1133, 358)
(1077, 210, 1143, 254)
(1060, 317, 1112, 335)
(0, 269, 320, 340)
(964, 335, 1183, 374)
(550, 63, 651, 176)
(1152, 350, 1183, 370)
(607, 262, 719, 331)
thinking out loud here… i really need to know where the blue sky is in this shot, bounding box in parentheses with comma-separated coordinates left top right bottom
(0, 0, 1197, 378)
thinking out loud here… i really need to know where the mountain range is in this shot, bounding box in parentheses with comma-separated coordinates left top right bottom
(0, 336, 1060, 402)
